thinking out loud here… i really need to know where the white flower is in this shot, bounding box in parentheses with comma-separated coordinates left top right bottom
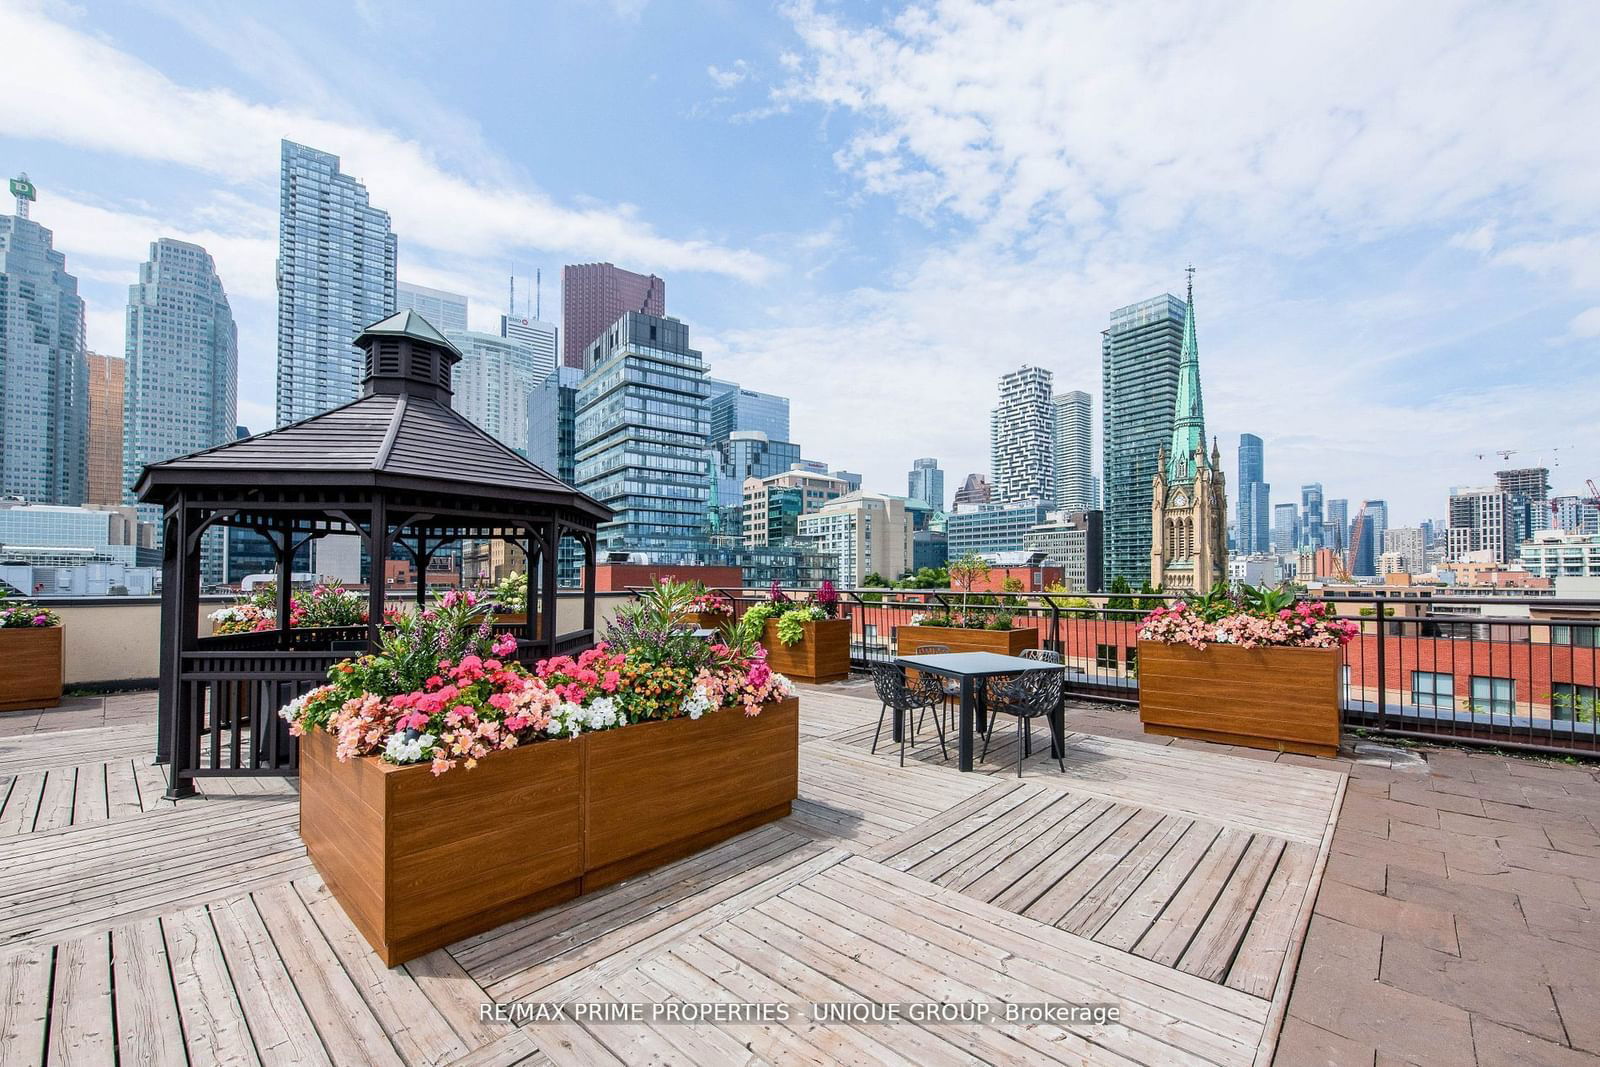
(382, 731, 436, 764)
(770, 673, 796, 698)
(211, 606, 244, 622)
(584, 696, 621, 730)
(681, 685, 713, 720)
(279, 692, 309, 723)
(909, 612, 927, 625)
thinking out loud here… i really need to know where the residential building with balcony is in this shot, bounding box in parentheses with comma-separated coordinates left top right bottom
(447, 330, 552, 453)
(1447, 486, 1516, 564)
(1022, 509, 1103, 592)
(743, 469, 851, 547)
(1519, 530, 1600, 581)
(990, 365, 1054, 503)
(1383, 527, 1427, 574)
(574, 312, 707, 564)
(1051, 392, 1093, 513)
(795, 490, 911, 587)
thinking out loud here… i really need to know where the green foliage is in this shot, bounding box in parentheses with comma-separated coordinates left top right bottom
(987, 612, 1015, 631)
(895, 566, 950, 590)
(491, 571, 528, 612)
(742, 600, 780, 631)
(863, 572, 889, 588)
(1001, 576, 1024, 593)
(775, 605, 827, 645)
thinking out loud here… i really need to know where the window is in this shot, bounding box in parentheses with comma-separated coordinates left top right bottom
(1095, 643, 1117, 670)
(1552, 625, 1598, 648)
(1551, 684, 1598, 724)
(1124, 647, 1138, 675)
(1469, 676, 1515, 716)
(1411, 671, 1454, 709)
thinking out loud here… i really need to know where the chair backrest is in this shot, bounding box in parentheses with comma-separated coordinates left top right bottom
(871, 662, 909, 707)
(1002, 667, 1065, 713)
(915, 644, 950, 654)
(1020, 648, 1063, 664)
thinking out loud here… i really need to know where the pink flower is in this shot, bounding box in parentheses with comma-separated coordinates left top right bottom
(602, 670, 621, 692)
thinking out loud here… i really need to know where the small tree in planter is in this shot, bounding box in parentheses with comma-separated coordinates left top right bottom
(1136, 582, 1359, 757)
(0, 595, 64, 711)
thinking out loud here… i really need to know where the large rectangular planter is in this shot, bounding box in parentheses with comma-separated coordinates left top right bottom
(687, 609, 732, 632)
(896, 624, 1038, 658)
(1136, 641, 1341, 757)
(584, 696, 799, 890)
(299, 728, 584, 966)
(0, 627, 63, 712)
(300, 696, 799, 966)
(761, 618, 851, 683)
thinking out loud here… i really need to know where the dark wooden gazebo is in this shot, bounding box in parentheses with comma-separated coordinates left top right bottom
(136, 311, 611, 798)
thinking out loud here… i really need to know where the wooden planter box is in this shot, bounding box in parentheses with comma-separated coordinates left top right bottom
(761, 618, 852, 683)
(1136, 641, 1341, 758)
(895, 624, 1038, 658)
(299, 696, 799, 966)
(299, 729, 584, 966)
(0, 626, 64, 712)
(686, 609, 732, 632)
(584, 696, 799, 890)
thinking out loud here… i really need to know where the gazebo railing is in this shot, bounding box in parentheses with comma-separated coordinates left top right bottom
(170, 649, 346, 797)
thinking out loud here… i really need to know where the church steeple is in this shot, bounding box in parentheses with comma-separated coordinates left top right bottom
(1166, 266, 1206, 481)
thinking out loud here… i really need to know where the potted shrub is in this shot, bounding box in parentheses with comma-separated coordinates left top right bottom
(1135, 583, 1358, 757)
(488, 571, 528, 627)
(0, 596, 63, 712)
(745, 581, 851, 684)
(896, 552, 1038, 657)
(289, 581, 798, 966)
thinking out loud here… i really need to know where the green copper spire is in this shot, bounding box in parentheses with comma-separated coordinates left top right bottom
(1166, 266, 1206, 481)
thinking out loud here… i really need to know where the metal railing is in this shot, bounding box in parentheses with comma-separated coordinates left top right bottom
(702, 587, 1600, 758)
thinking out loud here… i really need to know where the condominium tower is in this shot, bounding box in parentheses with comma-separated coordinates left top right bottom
(1, 175, 87, 505)
(991, 365, 1054, 503)
(1102, 293, 1185, 585)
(1301, 484, 1324, 549)
(1051, 391, 1093, 512)
(562, 263, 663, 370)
(275, 141, 396, 425)
(123, 239, 238, 501)
(395, 281, 468, 334)
(448, 330, 552, 453)
(574, 312, 706, 562)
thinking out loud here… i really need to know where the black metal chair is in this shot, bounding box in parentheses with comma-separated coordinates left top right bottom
(981, 668, 1067, 777)
(871, 663, 946, 766)
(913, 644, 960, 735)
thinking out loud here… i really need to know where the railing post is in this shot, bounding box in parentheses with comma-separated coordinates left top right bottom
(1374, 603, 1388, 731)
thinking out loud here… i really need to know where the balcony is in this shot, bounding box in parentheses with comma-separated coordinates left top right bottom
(2, 588, 1597, 1064)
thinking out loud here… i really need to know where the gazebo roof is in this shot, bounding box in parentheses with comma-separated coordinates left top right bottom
(134, 313, 610, 523)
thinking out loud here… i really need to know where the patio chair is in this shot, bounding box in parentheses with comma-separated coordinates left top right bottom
(871, 663, 947, 766)
(914, 644, 960, 733)
(981, 668, 1067, 777)
(990, 646, 1066, 755)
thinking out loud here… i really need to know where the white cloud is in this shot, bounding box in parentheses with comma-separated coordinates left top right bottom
(1568, 307, 1600, 339)
(708, 60, 751, 90)
(0, 2, 773, 283)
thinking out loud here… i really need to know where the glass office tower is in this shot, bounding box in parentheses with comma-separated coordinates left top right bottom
(1236, 433, 1269, 554)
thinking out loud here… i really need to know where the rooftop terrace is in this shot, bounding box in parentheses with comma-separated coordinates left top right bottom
(3, 683, 1596, 1065)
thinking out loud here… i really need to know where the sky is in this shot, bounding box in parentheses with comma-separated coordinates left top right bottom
(3, 0, 1598, 528)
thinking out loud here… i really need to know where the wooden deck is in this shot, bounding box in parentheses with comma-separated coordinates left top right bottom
(0, 686, 1345, 1066)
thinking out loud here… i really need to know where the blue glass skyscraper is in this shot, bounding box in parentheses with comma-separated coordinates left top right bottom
(1236, 434, 1269, 554)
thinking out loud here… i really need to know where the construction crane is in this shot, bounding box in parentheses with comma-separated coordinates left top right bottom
(1475, 444, 1571, 466)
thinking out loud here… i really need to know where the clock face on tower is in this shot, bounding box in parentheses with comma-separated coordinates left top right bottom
(1171, 492, 1189, 509)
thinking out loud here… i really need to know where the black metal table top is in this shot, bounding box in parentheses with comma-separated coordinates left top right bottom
(892, 651, 1063, 679)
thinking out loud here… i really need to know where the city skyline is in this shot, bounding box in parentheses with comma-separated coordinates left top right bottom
(2, 3, 1597, 523)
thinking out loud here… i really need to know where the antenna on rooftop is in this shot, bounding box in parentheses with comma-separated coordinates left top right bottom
(535, 268, 541, 320)
(508, 274, 515, 319)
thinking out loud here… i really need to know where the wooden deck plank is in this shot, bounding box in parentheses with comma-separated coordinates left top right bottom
(1094, 822, 1224, 952)
(164, 906, 265, 1067)
(1059, 814, 1195, 939)
(111, 918, 188, 1067)
(439, 1028, 548, 1067)
(404, 948, 508, 1052)
(32, 767, 76, 833)
(623, 967, 780, 1067)
(209, 894, 334, 1066)
(1013, 807, 1168, 925)
(46, 931, 115, 1066)
(105, 759, 144, 819)
(1226, 843, 1316, 999)
(0, 773, 43, 835)
(634, 951, 834, 1066)
(0, 944, 50, 1065)
(1179, 836, 1288, 983)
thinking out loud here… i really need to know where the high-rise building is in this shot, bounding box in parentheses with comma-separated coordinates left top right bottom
(1446, 487, 1515, 563)
(1550, 495, 1600, 535)
(706, 381, 789, 442)
(711, 431, 801, 539)
(1519, 530, 1600, 581)
(908, 457, 945, 511)
(1383, 527, 1426, 573)
(1325, 499, 1349, 554)
(1363, 500, 1389, 560)
(123, 239, 238, 503)
(1051, 391, 1093, 512)
(1149, 273, 1226, 593)
(275, 141, 396, 425)
(395, 281, 468, 334)
(1236, 433, 1269, 555)
(575, 312, 705, 562)
(1022, 510, 1104, 592)
(447, 331, 549, 453)
(1102, 292, 1185, 585)
(796, 490, 912, 586)
(1, 175, 87, 505)
(562, 263, 663, 370)
(1273, 503, 1300, 554)
(947, 500, 1050, 558)
(743, 469, 851, 547)
(501, 313, 558, 376)
(1300, 484, 1324, 549)
(953, 473, 992, 507)
(990, 365, 1054, 503)
(85, 353, 124, 507)
(1495, 467, 1551, 542)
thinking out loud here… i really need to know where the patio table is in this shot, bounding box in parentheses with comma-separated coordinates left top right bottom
(892, 651, 1065, 771)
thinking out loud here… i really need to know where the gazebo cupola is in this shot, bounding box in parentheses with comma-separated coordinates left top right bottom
(357, 309, 462, 404)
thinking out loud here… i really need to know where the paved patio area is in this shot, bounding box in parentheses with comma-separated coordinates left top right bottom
(0, 684, 1596, 1064)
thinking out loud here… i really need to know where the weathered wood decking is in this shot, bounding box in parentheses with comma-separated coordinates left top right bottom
(0, 686, 1345, 1065)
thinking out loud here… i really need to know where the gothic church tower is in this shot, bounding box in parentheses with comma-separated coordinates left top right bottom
(1151, 269, 1228, 592)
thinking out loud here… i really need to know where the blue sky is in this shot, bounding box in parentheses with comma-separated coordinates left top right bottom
(3, 0, 1598, 526)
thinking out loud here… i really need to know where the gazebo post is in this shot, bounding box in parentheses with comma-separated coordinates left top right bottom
(581, 531, 597, 636)
(368, 497, 389, 650)
(541, 521, 559, 656)
(165, 493, 201, 800)
(414, 533, 429, 608)
(155, 506, 179, 766)
(274, 521, 294, 650)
